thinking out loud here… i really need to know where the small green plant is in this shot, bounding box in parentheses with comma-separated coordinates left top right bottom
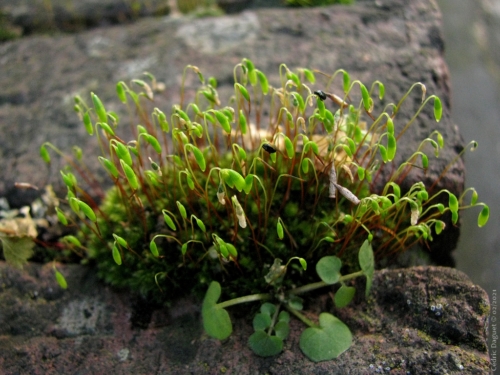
(35, 58, 488, 361)
(203, 239, 373, 361)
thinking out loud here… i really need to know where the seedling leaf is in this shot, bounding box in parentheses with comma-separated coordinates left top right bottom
(334, 285, 356, 308)
(316, 256, 342, 284)
(248, 330, 283, 357)
(299, 313, 352, 362)
(358, 240, 374, 296)
(253, 313, 272, 331)
(202, 281, 232, 340)
(260, 302, 276, 316)
(275, 321, 290, 340)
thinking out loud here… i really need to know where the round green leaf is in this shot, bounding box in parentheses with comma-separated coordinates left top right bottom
(316, 256, 342, 285)
(260, 302, 276, 316)
(253, 313, 272, 331)
(299, 313, 352, 362)
(278, 311, 290, 323)
(249, 330, 283, 357)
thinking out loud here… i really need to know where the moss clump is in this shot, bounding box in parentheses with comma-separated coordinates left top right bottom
(39, 59, 488, 305)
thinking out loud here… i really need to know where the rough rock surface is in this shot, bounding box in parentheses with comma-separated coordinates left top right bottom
(0, 261, 491, 374)
(0, 0, 171, 34)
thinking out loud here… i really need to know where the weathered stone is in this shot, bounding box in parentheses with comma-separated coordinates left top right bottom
(0, 0, 171, 34)
(0, 261, 491, 374)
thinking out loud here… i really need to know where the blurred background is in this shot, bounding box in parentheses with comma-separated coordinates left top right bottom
(437, 0, 500, 308)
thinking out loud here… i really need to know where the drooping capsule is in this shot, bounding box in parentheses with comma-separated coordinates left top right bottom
(333, 182, 361, 205)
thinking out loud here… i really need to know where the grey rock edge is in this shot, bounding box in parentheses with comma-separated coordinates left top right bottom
(0, 261, 491, 374)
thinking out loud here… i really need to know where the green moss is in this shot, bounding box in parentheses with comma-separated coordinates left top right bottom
(41, 59, 487, 309)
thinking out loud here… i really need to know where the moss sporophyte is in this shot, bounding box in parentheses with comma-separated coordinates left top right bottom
(32, 59, 489, 361)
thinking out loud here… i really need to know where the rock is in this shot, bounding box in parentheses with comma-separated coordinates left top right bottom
(0, 0, 170, 34)
(0, 261, 491, 373)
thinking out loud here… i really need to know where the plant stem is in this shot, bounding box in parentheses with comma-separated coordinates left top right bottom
(216, 293, 272, 309)
(288, 270, 364, 295)
(285, 305, 317, 328)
